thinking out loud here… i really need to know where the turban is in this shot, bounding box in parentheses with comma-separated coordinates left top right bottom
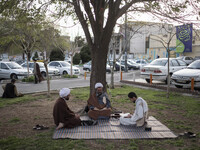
(95, 82, 103, 89)
(59, 88, 70, 98)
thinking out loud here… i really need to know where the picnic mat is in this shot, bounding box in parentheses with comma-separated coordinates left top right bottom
(52, 116, 177, 139)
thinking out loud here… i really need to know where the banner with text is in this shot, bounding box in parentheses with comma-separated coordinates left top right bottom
(176, 24, 193, 53)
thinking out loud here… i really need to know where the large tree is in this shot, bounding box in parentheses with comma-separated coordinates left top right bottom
(54, 0, 199, 93)
(1, 0, 199, 94)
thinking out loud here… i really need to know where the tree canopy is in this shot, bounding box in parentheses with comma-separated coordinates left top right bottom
(0, 0, 199, 93)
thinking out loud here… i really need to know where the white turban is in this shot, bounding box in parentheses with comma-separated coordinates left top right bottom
(59, 88, 70, 98)
(95, 82, 103, 89)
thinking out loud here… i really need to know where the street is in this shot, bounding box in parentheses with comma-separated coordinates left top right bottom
(0, 69, 178, 96)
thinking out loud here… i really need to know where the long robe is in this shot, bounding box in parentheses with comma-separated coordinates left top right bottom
(34, 62, 44, 83)
(53, 98, 81, 128)
(2, 83, 17, 98)
(119, 97, 148, 126)
(87, 92, 111, 120)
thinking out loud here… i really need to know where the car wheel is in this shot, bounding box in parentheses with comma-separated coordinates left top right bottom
(175, 85, 183, 88)
(41, 72, 46, 77)
(63, 71, 68, 75)
(165, 74, 172, 84)
(145, 79, 151, 83)
(86, 68, 90, 72)
(11, 74, 18, 79)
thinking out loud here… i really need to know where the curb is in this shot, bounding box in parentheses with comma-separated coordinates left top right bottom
(120, 80, 200, 96)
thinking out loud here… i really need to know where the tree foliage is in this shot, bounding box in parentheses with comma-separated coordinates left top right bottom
(80, 45, 91, 63)
(0, 0, 199, 93)
(49, 48, 65, 61)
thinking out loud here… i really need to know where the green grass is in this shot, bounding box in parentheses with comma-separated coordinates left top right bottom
(0, 85, 199, 150)
(0, 94, 47, 108)
(9, 117, 20, 124)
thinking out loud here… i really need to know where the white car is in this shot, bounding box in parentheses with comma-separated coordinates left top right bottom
(48, 61, 80, 75)
(83, 61, 111, 72)
(171, 60, 200, 88)
(140, 58, 187, 84)
(134, 59, 149, 69)
(0, 61, 32, 79)
(177, 56, 194, 65)
(21, 62, 60, 77)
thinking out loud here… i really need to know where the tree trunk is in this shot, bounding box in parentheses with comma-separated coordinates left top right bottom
(90, 44, 108, 94)
(44, 61, 51, 97)
(110, 50, 116, 89)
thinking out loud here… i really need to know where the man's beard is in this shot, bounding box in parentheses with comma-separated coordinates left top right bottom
(62, 97, 69, 101)
(96, 92, 102, 97)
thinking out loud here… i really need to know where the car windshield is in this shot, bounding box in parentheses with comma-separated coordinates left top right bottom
(187, 61, 200, 69)
(6, 62, 22, 69)
(38, 63, 45, 68)
(177, 56, 184, 59)
(60, 61, 70, 67)
(150, 59, 167, 66)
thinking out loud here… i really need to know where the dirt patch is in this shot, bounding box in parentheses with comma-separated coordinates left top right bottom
(0, 93, 86, 138)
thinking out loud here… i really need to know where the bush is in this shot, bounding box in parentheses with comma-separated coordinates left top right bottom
(63, 74, 78, 78)
(49, 49, 65, 61)
(73, 53, 81, 64)
(80, 45, 91, 63)
(22, 76, 35, 82)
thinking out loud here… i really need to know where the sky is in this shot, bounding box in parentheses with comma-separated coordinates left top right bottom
(48, 1, 200, 41)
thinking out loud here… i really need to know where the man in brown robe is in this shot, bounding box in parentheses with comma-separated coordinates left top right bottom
(2, 79, 23, 98)
(53, 88, 81, 129)
(53, 88, 97, 129)
(87, 82, 112, 120)
(33, 58, 44, 84)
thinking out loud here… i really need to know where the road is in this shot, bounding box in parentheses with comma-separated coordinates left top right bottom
(0, 70, 142, 95)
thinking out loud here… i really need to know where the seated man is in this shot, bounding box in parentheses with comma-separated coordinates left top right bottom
(2, 79, 23, 98)
(87, 82, 112, 120)
(53, 88, 97, 130)
(119, 92, 148, 127)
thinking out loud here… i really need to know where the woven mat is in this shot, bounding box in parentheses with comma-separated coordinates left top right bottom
(52, 116, 177, 139)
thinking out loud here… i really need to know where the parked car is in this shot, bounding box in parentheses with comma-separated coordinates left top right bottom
(83, 61, 111, 73)
(127, 59, 140, 70)
(140, 58, 187, 84)
(21, 62, 60, 77)
(0, 61, 32, 80)
(176, 56, 194, 65)
(83, 61, 91, 71)
(108, 60, 125, 71)
(134, 59, 149, 69)
(171, 60, 200, 89)
(48, 61, 80, 75)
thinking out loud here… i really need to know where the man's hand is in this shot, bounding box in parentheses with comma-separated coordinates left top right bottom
(75, 114, 80, 118)
(125, 114, 132, 118)
(56, 122, 64, 130)
(93, 107, 99, 110)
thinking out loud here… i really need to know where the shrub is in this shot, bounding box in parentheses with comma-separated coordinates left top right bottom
(73, 53, 81, 64)
(80, 45, 91, 63)
(63, 74, 78, 78)
(49, 49, 65, 61)
(22, 76, 35, 82)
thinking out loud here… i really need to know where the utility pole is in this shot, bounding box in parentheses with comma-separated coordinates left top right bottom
(124, 8, 128, 72)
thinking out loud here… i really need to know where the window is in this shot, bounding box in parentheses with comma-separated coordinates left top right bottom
(1, 63, 8, 69)
(171, 60, 179, 66)
(177, 60, 187, 66)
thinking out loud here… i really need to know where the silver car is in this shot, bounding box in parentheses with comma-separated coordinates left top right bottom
(48, 61, 80, 75)
(171, 60, 200, 88)
(21, 62, 60, 77)
(141, 58, 187, 84)
(0, 61, 32, 79)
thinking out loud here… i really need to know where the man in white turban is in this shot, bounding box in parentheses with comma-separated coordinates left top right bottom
(53, 88, 97, 129)
(53, 88, 82, 129)
(87, 82, 112, 120)
(119, 92, 148, 126)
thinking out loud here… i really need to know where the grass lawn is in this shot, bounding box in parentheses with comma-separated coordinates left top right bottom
(0, 85, 199, 150)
